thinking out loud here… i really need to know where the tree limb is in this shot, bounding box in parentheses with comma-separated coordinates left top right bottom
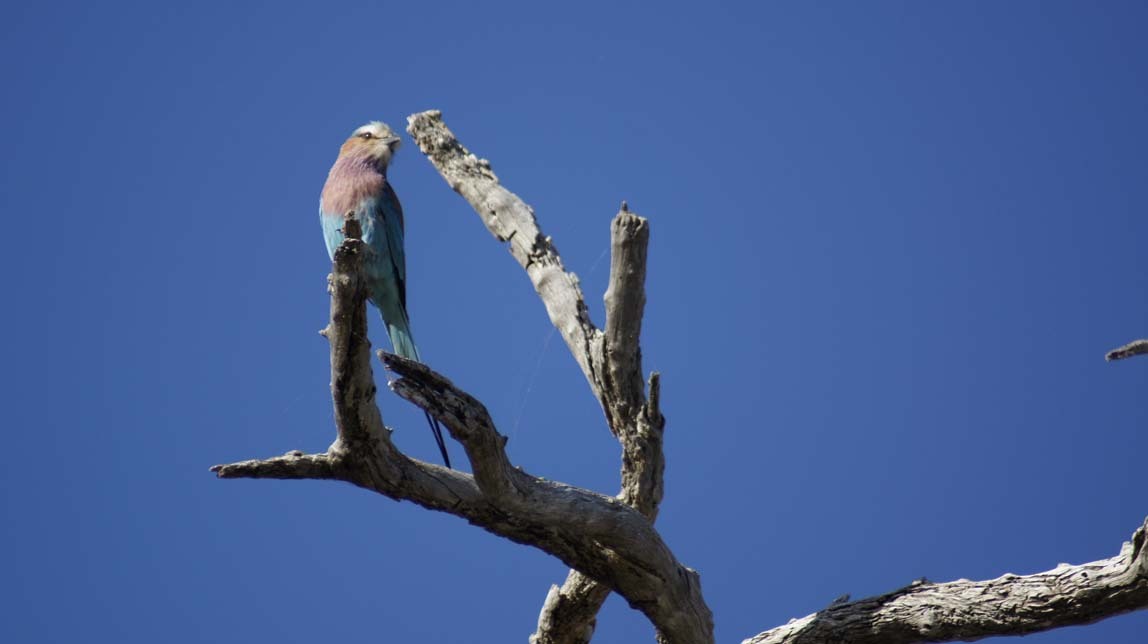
(532, 372, 667, 644)
(534, 575, 613, 644)
(212, 214, 712, 643)
(531, 216, 668, 644)
(603, 203, 650, 436)
(210, 451, 335, 480)
(374, 352, 709, 644)
(744, 517, 1148, 644)
(405, 110, 602, 389)
(407, 112, 674, 643)
(1106, 339, 1148, 361)
(383, 352, 519, 502)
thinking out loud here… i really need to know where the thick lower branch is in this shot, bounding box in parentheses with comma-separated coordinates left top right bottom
(215, 227, 711, 643)
(339, 428, 713, 644)
(744, 518, 1148, 644)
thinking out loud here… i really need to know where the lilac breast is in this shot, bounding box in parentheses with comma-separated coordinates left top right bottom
(320, 153, 386, 217)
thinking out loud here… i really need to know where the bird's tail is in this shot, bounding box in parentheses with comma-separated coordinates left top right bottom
(387, 316, 421, 362)
(386, 314, 452, 469)
(423, 411, 451, 470)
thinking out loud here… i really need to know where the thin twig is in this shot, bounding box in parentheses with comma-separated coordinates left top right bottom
(1106, 339, 1148, 361)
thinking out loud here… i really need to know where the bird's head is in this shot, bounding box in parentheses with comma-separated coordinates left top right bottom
(340, 121, 402, 167)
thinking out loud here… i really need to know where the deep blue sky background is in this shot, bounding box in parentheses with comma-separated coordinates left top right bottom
(3, 2, 1146, 642)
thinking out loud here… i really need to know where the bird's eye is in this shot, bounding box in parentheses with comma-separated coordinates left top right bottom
(359, 132, 374, 139)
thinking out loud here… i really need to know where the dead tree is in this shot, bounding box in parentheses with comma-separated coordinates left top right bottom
(212, 111, 1148, 644)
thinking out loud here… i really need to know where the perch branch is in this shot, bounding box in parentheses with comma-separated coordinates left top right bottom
(322, 219, 399, 462)
(744, 517, 1148, 644)
(1106, 339, 1148, 361)
(407, 111, 675, 644)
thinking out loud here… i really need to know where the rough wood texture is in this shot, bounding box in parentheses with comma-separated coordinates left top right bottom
(531, 221, 668, 644)
(1106, 339, 1148, 361)
(407, 112, 674, 643)
(744, 518, 1148, 644)
(210, 450, 334, 479)
(405, 110, 601, 389)
(383, 352, 518, 500)
(534, 573, 612, 644)
(602, 204, 649, 435)
(211, 208, 711, 643)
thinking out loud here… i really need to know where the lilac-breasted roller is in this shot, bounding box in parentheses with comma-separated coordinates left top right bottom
(319, 121, 451, 468)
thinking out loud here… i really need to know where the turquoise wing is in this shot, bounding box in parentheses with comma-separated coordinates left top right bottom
(377, 181, 407, 312)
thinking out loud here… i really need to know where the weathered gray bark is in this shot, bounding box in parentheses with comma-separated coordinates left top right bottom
(212, 110, 1148, 644)
(406, 112, 672, 644)
(744, 518, 1148, 644)
(1106, 339, 1148, 361)
(211, 191, 711, 643)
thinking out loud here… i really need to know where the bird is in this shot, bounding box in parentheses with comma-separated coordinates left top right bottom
(319, 121, 451, 468)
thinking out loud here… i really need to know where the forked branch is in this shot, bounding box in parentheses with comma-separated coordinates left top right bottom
(407, 111, 674, 643)
(212, 208, 711, 643)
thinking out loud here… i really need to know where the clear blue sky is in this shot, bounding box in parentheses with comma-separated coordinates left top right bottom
(2, 2, 1146, 642)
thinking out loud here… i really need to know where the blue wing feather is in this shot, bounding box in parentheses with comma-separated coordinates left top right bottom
(320, 188, 415, 359)
(378, 182, 407, 312)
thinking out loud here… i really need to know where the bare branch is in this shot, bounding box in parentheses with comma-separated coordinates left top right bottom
(533, 211, 667, 642)
(620, 372, 665, 517)
(382, 351, 519, 502)
(211, 451, 336, 480)
(533, 576, 611, 644)
(376, 356, 710, 642)
(323, 223, 397, 461)
(602, 204, 651, 434)
(744, 518, 1148, 644)
(406, 110, 602, 389)
(214, 222, 712, 643)
(1106, 339, 1148, 361)
(405, 112, 678, 643)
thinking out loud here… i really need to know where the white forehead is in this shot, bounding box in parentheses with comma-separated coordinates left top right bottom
(352, 121, 395, 138)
